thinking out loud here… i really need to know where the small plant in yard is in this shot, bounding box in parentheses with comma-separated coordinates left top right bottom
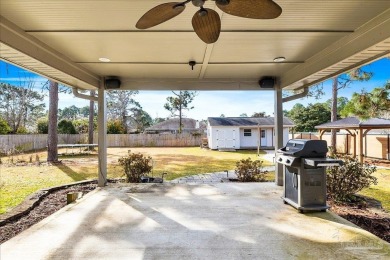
(118, 151, 153, 183)
(235, 158, 265, 182)
(327, 155, 377, 203)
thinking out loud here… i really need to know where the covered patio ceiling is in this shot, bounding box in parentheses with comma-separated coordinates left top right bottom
(1, 0, 389, 91)
(1, 0, 390, 187)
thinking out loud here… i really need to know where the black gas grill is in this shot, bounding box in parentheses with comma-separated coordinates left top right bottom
(277, 139, 343, 213)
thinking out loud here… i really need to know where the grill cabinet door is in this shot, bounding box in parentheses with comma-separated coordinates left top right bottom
(285, 166, 298, 203)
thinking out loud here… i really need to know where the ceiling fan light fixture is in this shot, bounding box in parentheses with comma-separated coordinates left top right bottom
(99, 57, 111, 62)
(273, 57, 286, 62)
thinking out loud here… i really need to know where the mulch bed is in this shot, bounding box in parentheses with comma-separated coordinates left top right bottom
(0, 183, 97, 244)
(329, 200, 390, 243)
(365, 158, 390, 168)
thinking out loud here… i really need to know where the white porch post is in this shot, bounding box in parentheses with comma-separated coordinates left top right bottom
(98, 83, 107, 187)
(274, 85, 283, 186)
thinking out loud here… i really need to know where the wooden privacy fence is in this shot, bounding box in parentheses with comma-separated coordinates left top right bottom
(106, 134, 203, 147)
(290, 132, 390, 160)
(0, 133, 205, 152)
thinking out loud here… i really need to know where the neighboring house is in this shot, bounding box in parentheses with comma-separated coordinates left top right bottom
(144, 118, 206, 134)
(207, 117, 294, 150)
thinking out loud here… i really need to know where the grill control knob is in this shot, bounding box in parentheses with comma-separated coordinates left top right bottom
(286, 159, 291, 164)
(278, 158, 282, 162)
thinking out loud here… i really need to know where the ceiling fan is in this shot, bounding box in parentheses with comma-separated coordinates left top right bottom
(136, 0, 282, 44)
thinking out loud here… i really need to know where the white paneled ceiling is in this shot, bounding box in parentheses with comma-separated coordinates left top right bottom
(0, 0, 389, 90)
(29, 32, 206, 63)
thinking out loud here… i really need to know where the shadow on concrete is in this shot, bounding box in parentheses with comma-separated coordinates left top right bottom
(4, 183, 390, 259)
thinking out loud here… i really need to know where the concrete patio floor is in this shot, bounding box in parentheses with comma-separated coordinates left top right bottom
(1, 183, 389, 259)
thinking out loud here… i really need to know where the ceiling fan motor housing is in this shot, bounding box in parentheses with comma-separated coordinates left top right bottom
(215, 0, 230, 6)
(192, 0, 205, 7)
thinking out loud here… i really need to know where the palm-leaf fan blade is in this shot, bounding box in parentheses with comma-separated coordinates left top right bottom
(136, 2, 186, 29)
(216, 0, 282, 19)
(192, 8, 221, 44)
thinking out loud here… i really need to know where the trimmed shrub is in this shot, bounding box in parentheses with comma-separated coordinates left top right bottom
(235, 158, 265, 182)
(118, 151, 153, 183)
(327, 155, 377, 202)
(58, 119, 77, 134)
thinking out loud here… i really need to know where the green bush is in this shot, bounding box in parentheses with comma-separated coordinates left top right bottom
(118, 151, 153, 183)
(107, 119, 125, 134)
(58, 119, 77, 134)
(37, 119, 48, 134)
(73, 119, 90, 134)
(235, 158, 265, 182)
(327, 155, 377, 202)
(16, 126, 28, 134)
(0, 117, 11, 134)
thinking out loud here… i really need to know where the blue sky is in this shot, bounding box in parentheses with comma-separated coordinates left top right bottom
(0, 58, 389, 120)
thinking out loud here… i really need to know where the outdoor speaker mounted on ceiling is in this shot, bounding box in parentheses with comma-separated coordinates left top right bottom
(259, 77, 275, 89)
(104, 77, 121, 89)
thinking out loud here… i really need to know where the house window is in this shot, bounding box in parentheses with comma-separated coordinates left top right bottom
(244, 129, 251, 136)
(261, 130, 266, 138)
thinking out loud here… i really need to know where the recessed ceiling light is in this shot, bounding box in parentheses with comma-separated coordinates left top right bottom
(273, 57, 286, 62)
(99, 57, 111, 62)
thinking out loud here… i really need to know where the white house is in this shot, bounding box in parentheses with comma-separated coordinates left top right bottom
(207, 117, 294, 150)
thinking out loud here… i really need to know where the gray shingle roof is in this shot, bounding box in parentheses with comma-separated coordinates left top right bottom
(207, 117, 294, 127)
(315, 117, 390, 129)
(146, 118, 206, 131)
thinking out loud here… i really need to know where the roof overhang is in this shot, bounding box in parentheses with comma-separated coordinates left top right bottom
(0, 1, 389, 91)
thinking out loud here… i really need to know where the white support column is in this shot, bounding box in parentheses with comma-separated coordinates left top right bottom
(98, 83, 107, 187)
(274, 85, 284, 186)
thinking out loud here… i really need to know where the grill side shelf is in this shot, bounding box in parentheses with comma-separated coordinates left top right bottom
(304, 159, 343, 167)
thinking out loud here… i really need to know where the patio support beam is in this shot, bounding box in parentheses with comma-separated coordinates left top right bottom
(0, 16, 100, 89)
(274, 84, 284, 186)
(97, 82, 107, 187)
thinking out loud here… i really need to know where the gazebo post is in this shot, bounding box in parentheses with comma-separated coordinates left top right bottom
(358, 128, 364, 163)
(319, 130, 325, 140)
(354, 132, 357, 158)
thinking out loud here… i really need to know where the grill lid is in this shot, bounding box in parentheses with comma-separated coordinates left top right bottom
(278, 139, 328, 158)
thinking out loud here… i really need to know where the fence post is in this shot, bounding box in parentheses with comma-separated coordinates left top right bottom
(388, 134, 390, 160)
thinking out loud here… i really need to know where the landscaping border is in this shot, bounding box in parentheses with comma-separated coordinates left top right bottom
(0, 179, 99, 226)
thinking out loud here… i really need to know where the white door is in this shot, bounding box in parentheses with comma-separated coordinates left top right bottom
(260, 129, 267, 146)
(216, 129, 236, 148)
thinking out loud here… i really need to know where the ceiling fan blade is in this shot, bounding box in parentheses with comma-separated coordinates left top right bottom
(136, 2, 186, 29)
(216, 0, 282, 19)
(192, 8, 221, 44)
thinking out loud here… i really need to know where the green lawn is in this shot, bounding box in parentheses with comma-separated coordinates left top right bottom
(0, 147, 271, 214)
(359, 168, 390, 211)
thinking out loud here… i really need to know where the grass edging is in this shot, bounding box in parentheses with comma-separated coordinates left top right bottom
(0, 179, 98, 226)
